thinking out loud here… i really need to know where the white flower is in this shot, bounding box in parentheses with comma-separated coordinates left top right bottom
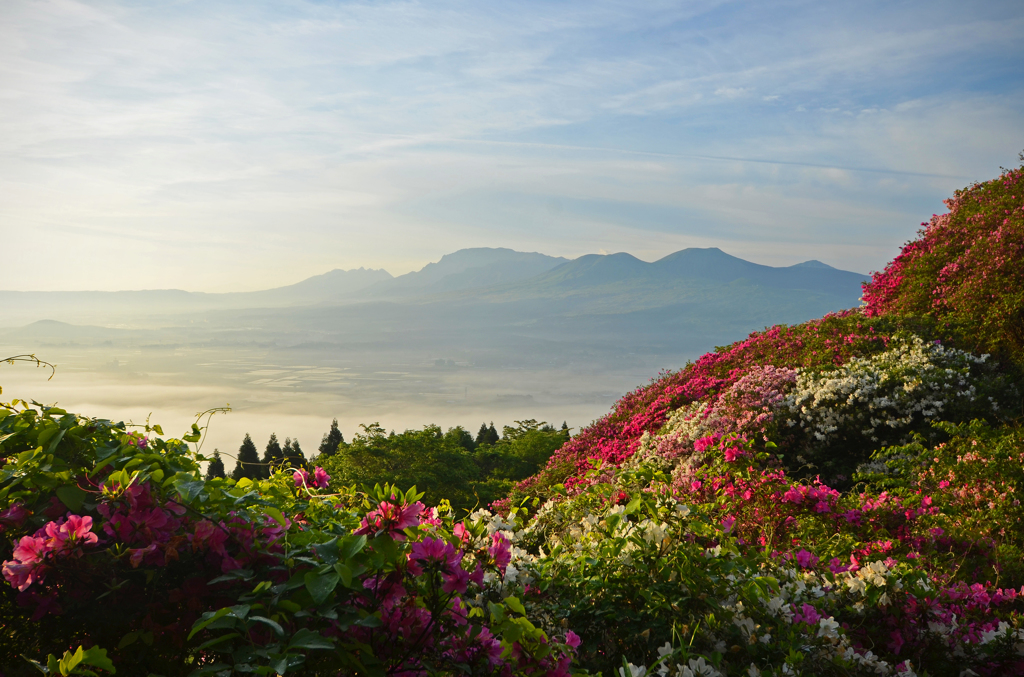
(619, 663, 647, 677)
(683, 657, 720, 677)
(747, 665, 761, 677)
(759, 633, 772, 644)
(817, 616, 840, 639)
(657, 642, 674, 658)
(980, 621, 1012, 644)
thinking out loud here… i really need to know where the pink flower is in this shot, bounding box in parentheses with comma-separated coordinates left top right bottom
(453, 522, 472, 543)
(828, 557, 849, 574)
(293, 469, 310, 487)
(47, 514, 98, 549)
(489, 532, 512, 570)
(0, 502, 30, 532)
(694, 435, 720, 453)
(313, 467, 330, 490)
(564, 630, 581, 649)
(2, 536, 50, 591)
(795, 549, 819, 569)
(354, 501, 425, 541)
(792, 602, 821, 625)
(442, 566, 471, 594)
(721, 516, 736, 533)
(12, 536, 49, 565)
(408, 536, 462, 577)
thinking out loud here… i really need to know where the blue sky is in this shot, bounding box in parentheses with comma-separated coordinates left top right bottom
(1, 0, 1022, 291)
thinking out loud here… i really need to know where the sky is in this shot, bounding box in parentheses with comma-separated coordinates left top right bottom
(1, 0, 1022, 292)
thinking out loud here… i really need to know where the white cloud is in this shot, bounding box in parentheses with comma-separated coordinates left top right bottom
(0, 0, 1021, 291)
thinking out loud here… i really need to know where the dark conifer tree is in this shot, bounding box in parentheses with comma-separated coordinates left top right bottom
(231, 434, 260, 481)
(486, 422, 500, 445)
(319, 419, 344, 457)
(284, 438, 305, 469)
(475, 423, 490, 446)
(561, 421, 571, 439)
(206, 449, 226, 480)
(261, 433, 283, 479)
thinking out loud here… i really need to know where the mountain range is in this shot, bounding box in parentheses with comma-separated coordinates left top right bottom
(0, 247, 866, 327)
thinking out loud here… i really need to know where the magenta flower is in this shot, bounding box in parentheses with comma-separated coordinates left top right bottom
(489, 532, 512, 570)
(795, 549, 819, 569)
(441, 565, 471, 594)
(564, 630, 581, 649)
(293, 469, 310, 487)
(408, 536, 462, 578)
(313, 466, 330, 490)
(354, 501, 425, 541)
(48, 514, 98, 549)
(2, 535, 50, 591)
(0, 502, 30, 532)
(721, 516, 736, 533)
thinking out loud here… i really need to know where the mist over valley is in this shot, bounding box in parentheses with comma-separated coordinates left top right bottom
(1, 246, 866, 459)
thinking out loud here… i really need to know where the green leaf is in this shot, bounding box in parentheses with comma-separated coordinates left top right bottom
(287, 628, 334, 650)
(56, 485, 88, 513)
(59, 646, 84, 674)
(249, 616, 284, 637)
(624, 497, 642, 515)
(117, 632, 139, 649)
(269, 657, 288, 675)
(304, 570, 340, 605)
(264, 506, 287, 529)
(188, 608, 231, 640)
(334, 562, 352, 588)
(80, 647, 116, 673)
(504, 596, 526, 616)
(196, 633, 240, 651)
(173, 475, 206, 503)
(339, 534, 367, 561)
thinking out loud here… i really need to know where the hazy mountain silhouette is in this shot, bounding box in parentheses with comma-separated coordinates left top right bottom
(362, 248, 569, 298)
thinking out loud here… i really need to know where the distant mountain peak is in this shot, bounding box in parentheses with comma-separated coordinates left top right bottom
(790, 260, 835, 270)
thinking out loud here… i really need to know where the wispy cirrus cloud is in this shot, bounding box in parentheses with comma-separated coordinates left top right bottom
(0, 0, 1021, 291)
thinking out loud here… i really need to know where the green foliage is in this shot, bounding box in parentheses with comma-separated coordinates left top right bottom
(230, 433, 260, 482)
(316, 419, 343, 457)
(863, 162, 1024, 367)
(319, 421, 566, 512)
(0, 401, 574, 676)
(205, 450, 226, 480)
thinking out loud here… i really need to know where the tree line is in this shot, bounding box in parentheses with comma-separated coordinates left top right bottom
(205, 418, 570, 511)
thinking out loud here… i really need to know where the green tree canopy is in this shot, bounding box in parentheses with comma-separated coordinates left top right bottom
(261, 433, 283, 479)
(205, 449, 226, 480)
(230, 433, 260, 481)
(318, 418, 345, 457)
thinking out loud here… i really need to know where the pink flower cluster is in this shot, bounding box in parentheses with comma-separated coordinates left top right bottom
(293, 466, 331, 490)
(504, 312, 891, 503)
(355, 499, 426, 541)
(2, 513, 98, 591)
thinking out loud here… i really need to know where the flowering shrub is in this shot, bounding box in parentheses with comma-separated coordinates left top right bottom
(862, 162, 1024, 365)
(6, 166, 1024, 676)
(0, 401, 576, 675)
(512, 435, 1024, 676)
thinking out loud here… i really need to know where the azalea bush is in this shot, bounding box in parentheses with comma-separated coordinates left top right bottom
(0, 400, 576, 675)
(5, 164, 1024, 676)
(862, 160, 1024, 365)
(509, 434, 1024, 676)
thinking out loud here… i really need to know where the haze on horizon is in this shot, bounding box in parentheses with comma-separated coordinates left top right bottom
(1, 0, 1022, 293)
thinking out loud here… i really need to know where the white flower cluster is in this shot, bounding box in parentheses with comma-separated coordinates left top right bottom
(783, 335, 997, 445)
